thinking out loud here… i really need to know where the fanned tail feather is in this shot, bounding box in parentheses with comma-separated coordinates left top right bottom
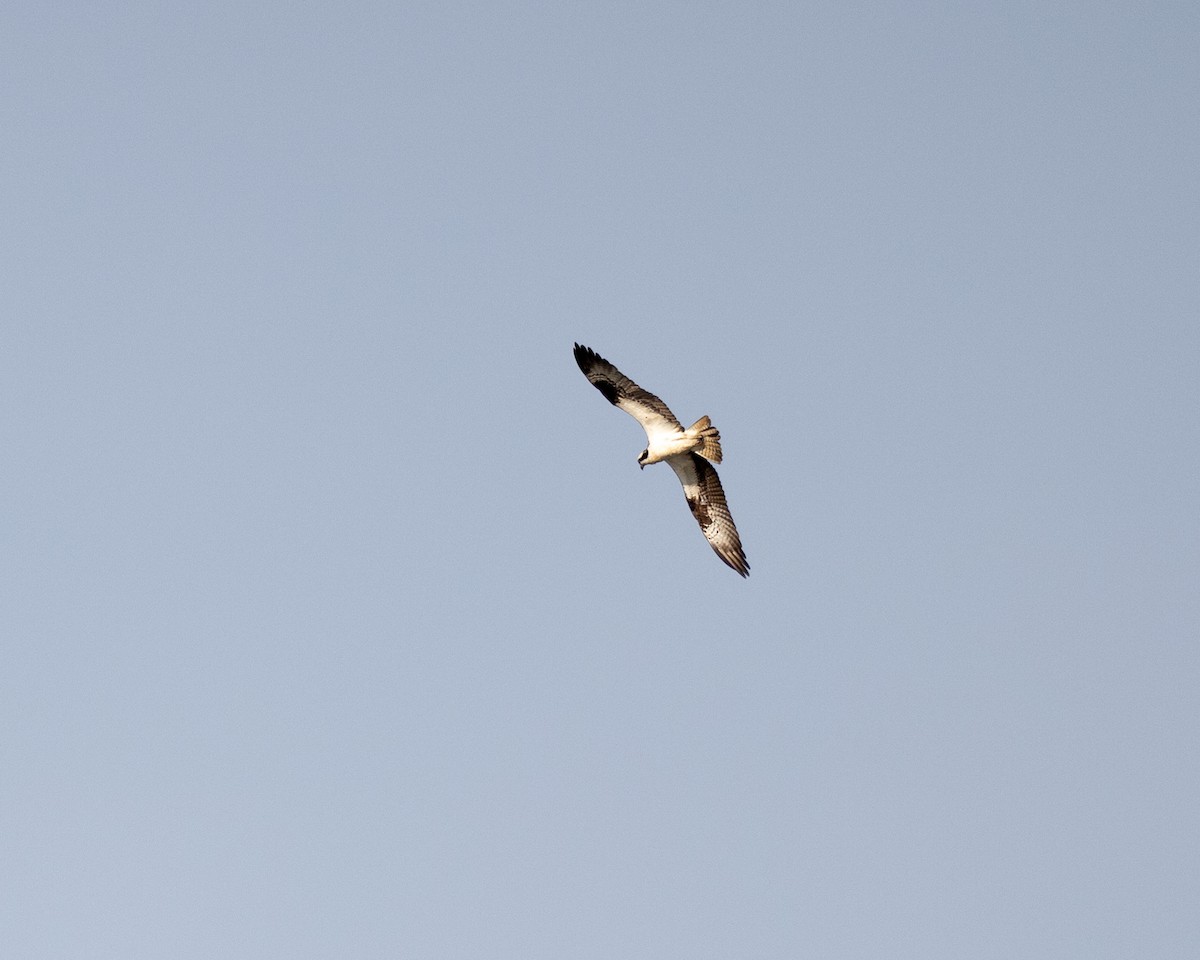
(687, 415, 723, 463)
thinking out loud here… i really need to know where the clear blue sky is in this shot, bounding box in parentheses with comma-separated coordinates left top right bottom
(3, 2, 1197, 957)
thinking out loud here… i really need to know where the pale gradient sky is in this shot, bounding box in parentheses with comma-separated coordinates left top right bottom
(3, 2, 1198, 957)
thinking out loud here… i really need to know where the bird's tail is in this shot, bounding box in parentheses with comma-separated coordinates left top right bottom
(687, 415, 723, 463)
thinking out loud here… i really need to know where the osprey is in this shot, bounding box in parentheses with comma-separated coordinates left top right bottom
(573, 343, 749, 577)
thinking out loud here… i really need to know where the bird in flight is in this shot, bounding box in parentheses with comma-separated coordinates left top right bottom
(573, 343, 749, 577)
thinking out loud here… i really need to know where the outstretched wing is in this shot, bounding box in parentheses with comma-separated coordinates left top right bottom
(574, 343, 682, 441)
(666, 453, 750, 577)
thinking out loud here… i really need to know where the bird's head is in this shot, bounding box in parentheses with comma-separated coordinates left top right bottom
(637, 449, 649, 470)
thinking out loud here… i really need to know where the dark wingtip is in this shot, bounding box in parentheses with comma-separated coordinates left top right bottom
(719, 546, 750, 578)
(574, 345, 619, 404)
(573, 342, 599, 373)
